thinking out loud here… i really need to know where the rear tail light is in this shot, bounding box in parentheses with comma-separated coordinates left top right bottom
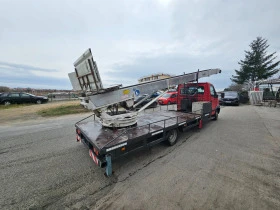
(76, 134, 81, 142)
(76, 129, 81, 135)
(93, 147, 99, 155)
(76, 129, 81, 142)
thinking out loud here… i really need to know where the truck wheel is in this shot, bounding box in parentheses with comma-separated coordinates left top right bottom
(168, 101, 171, 105)
(166, 129, 179, 146)
(212, 111, 218, 121)
(36, 100, 42, 104)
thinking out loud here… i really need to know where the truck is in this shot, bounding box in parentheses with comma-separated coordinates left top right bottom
(71, 49, 221, 176)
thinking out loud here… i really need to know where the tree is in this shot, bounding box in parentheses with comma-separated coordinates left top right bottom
(231, 37, 280, 84)
(0, 86, 10, 92)
(26, 87, 32, 93)
(224, 83, 244, 92)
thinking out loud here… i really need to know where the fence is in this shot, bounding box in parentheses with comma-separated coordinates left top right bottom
(249, 91, 263, 105)
(48, 93, 79, 102)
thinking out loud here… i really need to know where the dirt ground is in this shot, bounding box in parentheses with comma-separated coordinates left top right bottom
(0, 100, 80, 125)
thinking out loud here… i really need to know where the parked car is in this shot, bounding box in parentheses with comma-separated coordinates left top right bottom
(134, 93, 159, 109)
(263, 88, 276, 101)
(0, 92, 48, 105)
(239, 91, 249, 104)
(217, 93, 223, 105)
(158, 92, 177, 105)
(220, 91, 239, 106)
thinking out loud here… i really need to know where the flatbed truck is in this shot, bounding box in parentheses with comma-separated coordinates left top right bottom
(75, 81, 220, 176)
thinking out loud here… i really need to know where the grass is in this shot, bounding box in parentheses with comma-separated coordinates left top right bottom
(37, 104, 91, 117)
(0, 104, 33, 110)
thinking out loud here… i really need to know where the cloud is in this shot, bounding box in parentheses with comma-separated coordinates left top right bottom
(0, 61, 59, 78)
(0, 75, 71, 90)
(0, 61, 58, 73)
(0, 0, 280, 90)
(0, 61, 71, 89)
(100, 52, 233, 92)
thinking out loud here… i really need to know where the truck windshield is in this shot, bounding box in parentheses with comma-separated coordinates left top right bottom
(180, 86, 204, 95)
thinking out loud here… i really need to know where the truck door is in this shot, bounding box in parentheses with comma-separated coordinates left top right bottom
(210, 84, 218, 114)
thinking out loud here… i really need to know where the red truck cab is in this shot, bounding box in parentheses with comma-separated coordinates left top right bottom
(177, 82, 220, 117)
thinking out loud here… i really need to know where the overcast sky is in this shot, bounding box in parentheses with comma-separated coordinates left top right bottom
(1, 0, 280, 91)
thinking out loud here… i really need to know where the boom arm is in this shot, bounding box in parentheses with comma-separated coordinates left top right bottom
(70, 48, 222, 128)
(88, 68, 221, 110)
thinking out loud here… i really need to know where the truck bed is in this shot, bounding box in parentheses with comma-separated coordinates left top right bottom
(76, 110, 201, 152)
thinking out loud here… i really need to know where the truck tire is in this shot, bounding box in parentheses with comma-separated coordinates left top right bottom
(212, 111, 218, 121)
(166, 129, 179, 146)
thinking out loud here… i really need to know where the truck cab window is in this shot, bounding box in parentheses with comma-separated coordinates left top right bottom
(210, 85, 216, 96)
(180, 86, 204, 95)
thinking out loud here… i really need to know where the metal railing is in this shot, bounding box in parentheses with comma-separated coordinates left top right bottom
(100, 113, 197, 150)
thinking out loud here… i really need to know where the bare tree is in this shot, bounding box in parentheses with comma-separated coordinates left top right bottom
(0, 86, 10, 92)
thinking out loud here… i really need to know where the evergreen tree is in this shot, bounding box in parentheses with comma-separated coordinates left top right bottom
(231, 37, 280, 84)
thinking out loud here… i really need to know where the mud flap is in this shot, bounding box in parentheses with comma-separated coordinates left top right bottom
(105, 155, 112, 177)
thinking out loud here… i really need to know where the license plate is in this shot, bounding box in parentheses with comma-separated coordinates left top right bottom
(225, 101, 232, 103)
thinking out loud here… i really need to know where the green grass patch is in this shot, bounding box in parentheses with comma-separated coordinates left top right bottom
(37, 104, 90, 117)
(0, 104, 32, 110)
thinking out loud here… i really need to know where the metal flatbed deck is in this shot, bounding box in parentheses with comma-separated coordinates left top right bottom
(76, 110, 201, 152)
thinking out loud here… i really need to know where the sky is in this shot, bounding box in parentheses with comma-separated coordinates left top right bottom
(0, 0, 280, 91)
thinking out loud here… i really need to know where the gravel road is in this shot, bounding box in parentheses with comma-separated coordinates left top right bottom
(0, 105, 279, 209)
